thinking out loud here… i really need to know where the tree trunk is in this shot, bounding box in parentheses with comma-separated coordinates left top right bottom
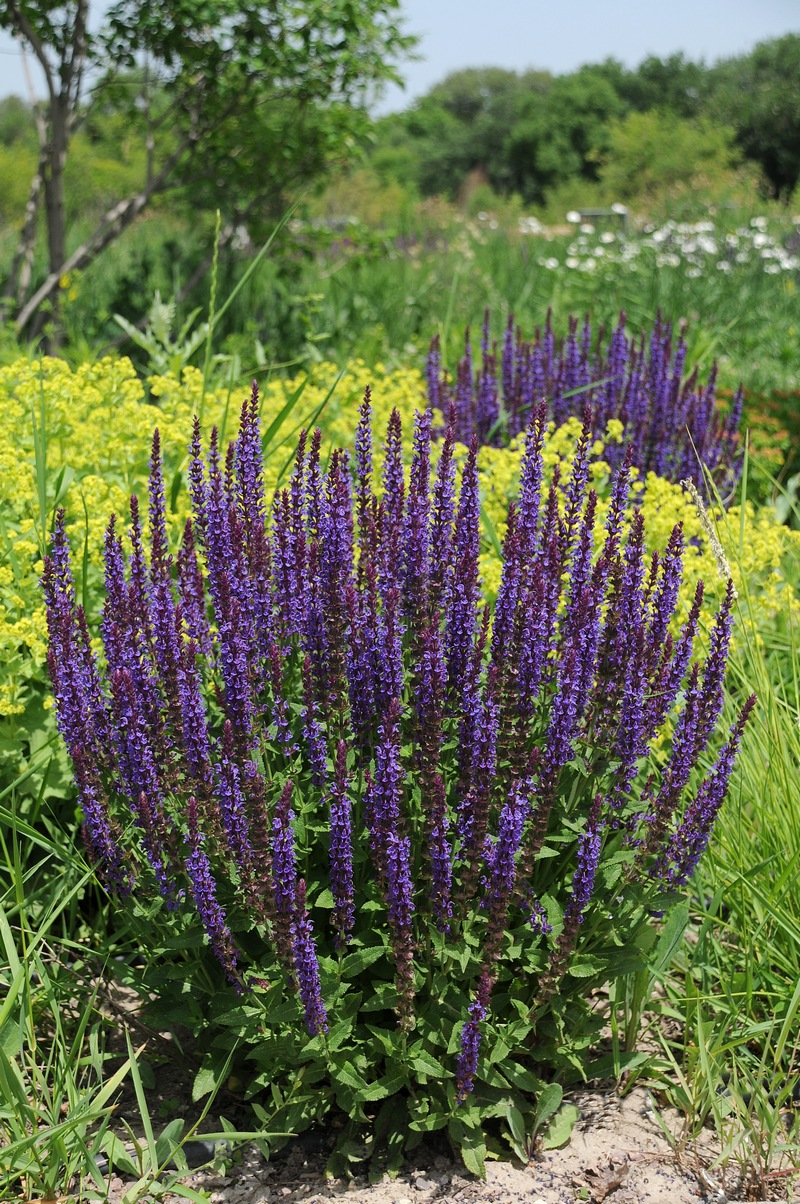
(33, 101, 70, 344)
(14, 141, 191, 338)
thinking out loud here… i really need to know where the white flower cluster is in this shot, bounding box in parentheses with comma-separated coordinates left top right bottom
(535, 215, 800, 276)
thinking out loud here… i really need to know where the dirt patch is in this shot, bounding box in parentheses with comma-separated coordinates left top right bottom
(98, 1084, 799, 1204)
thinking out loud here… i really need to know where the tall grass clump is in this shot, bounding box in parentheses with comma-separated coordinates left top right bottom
(650, 470, 800, 1192)
(426, 311, 743, 499)
(42, 385, 752, 1171)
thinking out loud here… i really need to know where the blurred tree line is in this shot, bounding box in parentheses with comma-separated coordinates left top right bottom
(370, 36, 800, 207)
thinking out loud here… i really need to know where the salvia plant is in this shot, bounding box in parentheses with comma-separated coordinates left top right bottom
(42, 386, 753, 1173)
(426, 311, 743, 499)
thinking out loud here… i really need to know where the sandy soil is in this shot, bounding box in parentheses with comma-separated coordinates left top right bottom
(96, 982, 798, 1204)
(99, 1082, 799, 1204)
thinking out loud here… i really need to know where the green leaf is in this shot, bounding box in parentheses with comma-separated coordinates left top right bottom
(155, 1117, 185, 1167)
(533, 1083, 563, 1132)
(567, 955, 605, 977)
(102, 1132, 140, 1177)
(502, 1061, 542, 1094)
(361, 981, 399, 1012)
(650, 903, 690, 977)
(540, 1102, 580, 1150)
(341, 946, 386, 977)
(449, 1117, 486, 1179)
(315, 888, 335, 909)
(409, 1049, 446, 1078)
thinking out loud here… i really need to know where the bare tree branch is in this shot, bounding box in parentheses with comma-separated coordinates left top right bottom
(5, 1, 58, 103)
(14, 138, 193, 334)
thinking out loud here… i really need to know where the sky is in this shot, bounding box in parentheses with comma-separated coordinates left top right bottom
(0, 0, 798, 111)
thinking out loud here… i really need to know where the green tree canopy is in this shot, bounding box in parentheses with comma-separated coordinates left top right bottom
(708, 34, 800, 197)
(0, 0, 414, 337)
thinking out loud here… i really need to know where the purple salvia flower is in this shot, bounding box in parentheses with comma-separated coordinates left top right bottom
(482, 785, 530, 915)
(695, 579, 736, 749)
(375, 585, 404, 716)
(304, 427, 325, 541)
(445, 437, 480, 698)
(455, 971, 492, 1102)
(454, 330, 474, 442)
(175, 634, 213, 785)
(645, 523, 685, 671)
(516, 404, 546, 561)
(645, 579, 705, 738)
(564, 796, 604, 923)
(559, 407, 593, 567)
(71, 747, 127, 890)
(402, 408, 433, 633)
(127, 494, 153, 646)
(490, 503, 524, 673)
(267, 639, 298, 759)
(382, 409, 405, 555)
(328, 741, 355, 947)
(476, 356, 499, 445)
(367, 698, 404, 874)
(454, 605, 491, 799)
(541, 646, 581, 790)
(501, 313, 516, 412)
(108, 666, 163, 814)
(185, 797, 241, 989)
(654, 695, 755, 886)
(146, 431, 184, 718)
(187, 416, 208, 541)
(177, 520, 212, 656)
(42, 512, 111, 763)
(529, 898, 552, 936)
(428, 771, 453, 929)
(538, 796, 604, 1001)
(234, 382, 266, 541)
(215, 720, 254, 870)
(355, 386, 374, 531)
(429, 417, 457, 610)
(456, 666, 500, 900)
(426, 335, 442, 416)
(384, 828, 416, 1029)
(302, 654, 329, 787)
(270, 779, 298, 964)
(287, 429, 309, 635)
(292, 879, 329, 1035)
(639, 662, 705, 852)
(345, 585, 377, 751)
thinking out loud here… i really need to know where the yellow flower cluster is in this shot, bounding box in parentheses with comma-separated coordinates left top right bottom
(2, 354, 798, 779)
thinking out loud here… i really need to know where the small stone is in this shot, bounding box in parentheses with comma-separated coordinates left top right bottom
(280, 1189, 292, 1198)
(394, 1197, 413, 1204)
(414, 1176, 432, 1192)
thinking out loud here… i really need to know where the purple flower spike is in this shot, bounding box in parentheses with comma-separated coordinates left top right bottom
(456, 971, 493, 1102)
(565, 795, 604, 923)
(292, 879, 329, 1036)
(445, 438, 480, 698)
(185, 797, 241, 989)
(654, 695, 755, 886)
(328, 741, 355, 948)
(271, 779, 298, 964)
